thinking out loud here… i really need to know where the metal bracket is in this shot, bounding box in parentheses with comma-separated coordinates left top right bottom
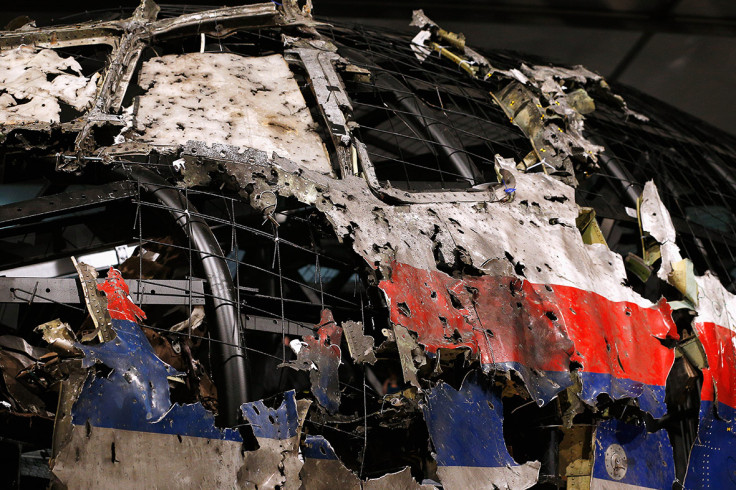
(241, 314, 315, 337)
(0, 278, 206, 306)
(287, 47, 355, 177)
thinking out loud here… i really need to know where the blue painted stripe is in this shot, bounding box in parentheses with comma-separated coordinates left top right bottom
(71, 319, 242, 442)
(580, 372, 667, 418)
(422, 373, 520, 468)
(684, 401, 736, 489)
(483, 362, 667, 417)
(592, 419, 674, 489)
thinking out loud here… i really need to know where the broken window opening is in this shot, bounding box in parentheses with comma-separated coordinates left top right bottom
(322, 23, 531, 191)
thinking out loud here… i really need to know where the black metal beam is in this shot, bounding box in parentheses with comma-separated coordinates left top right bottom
(0, 181, 136, 227)
(0, 278, 207, 305)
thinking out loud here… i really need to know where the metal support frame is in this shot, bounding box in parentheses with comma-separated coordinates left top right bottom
(117, 164, 248, 425)
(0, 181, 137, 227)
(0, 278, 206, 306)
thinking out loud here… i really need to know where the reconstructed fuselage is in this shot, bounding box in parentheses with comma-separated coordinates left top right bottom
(0, 2, 734, 488)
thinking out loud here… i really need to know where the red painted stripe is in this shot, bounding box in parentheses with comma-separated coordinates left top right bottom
(380, 262, 677, 388)
(694, 321, 736, 408)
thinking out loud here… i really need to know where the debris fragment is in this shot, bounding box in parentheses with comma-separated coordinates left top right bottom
(51, 267, 242, 487)
(422, 373, 540, 489)
(281, 310, 342, 412)
(342, 321, 377, 365)
(35, 319, 81, 356)
(239, 391, 311, 489)
(0, 47, 99, 125)
(300, 435, 361, 490)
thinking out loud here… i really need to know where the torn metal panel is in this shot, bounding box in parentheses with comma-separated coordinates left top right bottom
(72, 259, 115, 343)
(381, 261, 677, 414)
(342, 321, 377, 365)
(491, 81, 580, 182)
(683, 396, 736, 489)
(134, 131, 675, 417)
(34, 319, 81, 357)
(51, 424, 244, 488)
(0, 340, 53, 416)
(52, 267, 243, 487)
(300, 435, 361, 490)
(162, 139, 675, 414)
(129, 53, 332, 175)
(683, 318, 736, 489)
(637, 181, 736, 487)
(394, 325, 424, 389)
(408, 10, 615, 186)
(281, 309, 342, 412)
(422, 373, 540, 489)
(239, 391, 310, 489)
(144, 142, 622, 301)
(639, 182, 682, 284)
(0, 47, 99, 125)
(362, 466, 434, 489)
(222, 148, 645, 304)
(591, 419, 674, 489)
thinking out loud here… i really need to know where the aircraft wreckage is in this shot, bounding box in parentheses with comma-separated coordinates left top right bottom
(0, 1, 734, 488)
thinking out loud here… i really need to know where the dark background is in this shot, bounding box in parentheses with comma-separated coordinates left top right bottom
(4, 0, 735, 135)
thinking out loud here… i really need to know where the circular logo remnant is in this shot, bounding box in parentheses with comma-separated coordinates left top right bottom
(605, 444, 628, 481)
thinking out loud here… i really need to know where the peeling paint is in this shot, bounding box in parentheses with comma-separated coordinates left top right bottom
(0, 47, 99, 125)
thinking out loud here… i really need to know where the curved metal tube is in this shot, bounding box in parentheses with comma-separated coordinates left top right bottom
(117, 165, 248, 425)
